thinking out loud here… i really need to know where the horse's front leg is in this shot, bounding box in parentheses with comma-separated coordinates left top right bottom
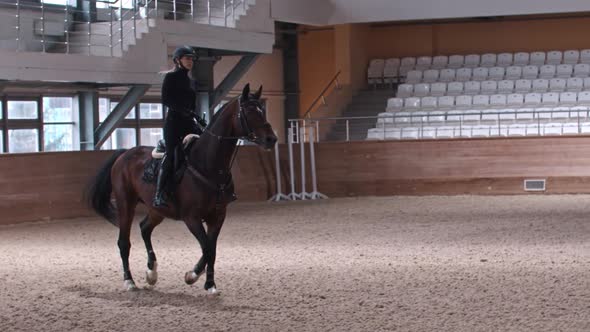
(183, 217, 208, 286)
(202, 207, 226, 295)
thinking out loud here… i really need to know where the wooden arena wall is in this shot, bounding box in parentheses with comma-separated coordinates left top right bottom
(3, 137, 590, 224)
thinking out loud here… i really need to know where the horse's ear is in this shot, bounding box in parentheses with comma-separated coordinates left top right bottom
(241, 84, 250, 101)
(253, 85, 263, 100)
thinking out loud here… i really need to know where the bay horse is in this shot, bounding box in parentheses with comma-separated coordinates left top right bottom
(86, 84, 277, 294)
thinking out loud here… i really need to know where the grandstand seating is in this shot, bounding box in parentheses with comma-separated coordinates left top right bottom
(366, 49, 590, 140)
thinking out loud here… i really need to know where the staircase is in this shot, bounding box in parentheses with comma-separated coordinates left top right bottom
(326, 89, 394, 141)
(1, 0, 257, 58)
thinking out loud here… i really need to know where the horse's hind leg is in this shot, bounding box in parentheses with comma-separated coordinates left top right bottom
(114, 189, 138, 291)
(140, 213, 164, 286)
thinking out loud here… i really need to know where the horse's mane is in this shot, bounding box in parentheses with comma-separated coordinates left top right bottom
(206, 96, 239, 129)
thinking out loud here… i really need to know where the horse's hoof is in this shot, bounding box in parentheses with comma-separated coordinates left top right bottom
(124, 279, 138, 291)
(146, 262, 158, 286)
(184, 271, 202, 285)
(206, 287, 221, 297)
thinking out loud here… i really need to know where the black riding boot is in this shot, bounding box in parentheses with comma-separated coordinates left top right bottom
(153, 155, 171, 207)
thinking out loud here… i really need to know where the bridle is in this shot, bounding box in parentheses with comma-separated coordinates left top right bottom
(201, 97, 270, 143)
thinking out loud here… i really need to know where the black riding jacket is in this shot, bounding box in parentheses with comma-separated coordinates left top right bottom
(161, 67, 197, 117)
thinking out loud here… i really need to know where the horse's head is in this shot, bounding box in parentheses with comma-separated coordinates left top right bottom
(235, 83, 277, 150)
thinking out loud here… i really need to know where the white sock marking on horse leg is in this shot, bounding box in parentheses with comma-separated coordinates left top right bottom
(146, 261, 158, 286)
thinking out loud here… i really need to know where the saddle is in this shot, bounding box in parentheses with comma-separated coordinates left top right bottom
(151, 134, 200, 159)
(142, 134, 237, 204)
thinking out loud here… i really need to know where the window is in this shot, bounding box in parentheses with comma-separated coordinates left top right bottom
(101, 128, 136, 150)
(41, 0, 70, 5)
(99, 97, 164, 149)
(140, 128, 163, 147)
(8, 100, 38, 119)
(43, 97, 76, 152)
(9, 129, 39, 153)
(140, 103, 163, 119)
(99, 99, 136, 120)
(111, 101, 136, 119)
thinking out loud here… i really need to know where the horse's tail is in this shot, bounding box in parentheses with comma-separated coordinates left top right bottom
(86, 149, 127, 226)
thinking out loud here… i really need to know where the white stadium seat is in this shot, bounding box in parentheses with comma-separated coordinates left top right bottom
(578, 91, 590, 106)
(543, 123, 562, 136)
(438, 96, 455, 110)
(530, 51, 546, 66)
(522, 65, 539, 80)
(464, 81, 481, 95)
(490, 94, 507, 108)
(525, 123, 541, 135)
(472, 95, 490, 108)
(546, 50, 563, 65)
(421, 127, 437, 139)
(581, 49, 590, 64)
(506, 66, 522, 80)
(549, 78, 566, 92)
(416, 56, 432, 70)
(507, 93, 524, 107)
(386, 98, 404, 112)
(481, 80, 498, 94)
(488, 67, 505, 81)
(456, 68, 472, 82)
(507, 124, 526, 137)
(471, 125, 491, 137)
(367, 59, 385, 84)
(431, 55, 448, 69)
(397, 84, 413, 98)
(541, 92, 559, 106)
(455, 95, 473, 109)
(400, 57, 416, 69)
(448, 55, 465, 69)
(404, 97, 421, 111)
(514, 52, 530, 66)
(413, 83, 430, 97)
(383, 58, 401, 83)
(472, 67, 489, 81)
(518, 108, 535, 121)
(405, 70, 423, 84)
(574, 64, 590, 78)
(524, 92, 542, 107)
(498, 80, 515, 94)
(430, 82, 447, 97)
(401, 127, 421, 139)
(427, 111, 446, 122)
(539, 65, 556, 79)
(563, 50, 580, 65)
(532, 79, 549, 93)
(556, 64, 573, 78)
(421, 96, 438, 111)
(447, 82, 464, 96)
(567, 77, 584, 92)
(481, 53, 497, 67)
(436, 126, 455, 138)
(464, 54, 481, 68)
(497, 53, 513, 67)
(559, 92, 577, 106)
(439, 68, 456, 82)
(562, 123, 579, 135)
(423, 69, 440, 83)
(515, 79, 532, 94)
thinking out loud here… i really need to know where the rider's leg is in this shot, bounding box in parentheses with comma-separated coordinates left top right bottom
(153, 116, 179, 207)
(153, 153, 173, 207)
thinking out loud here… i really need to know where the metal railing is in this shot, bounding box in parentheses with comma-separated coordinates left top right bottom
(302, 71, 341, 119)
(289, 107, 590, 143)
(0, 0, 250, 56)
